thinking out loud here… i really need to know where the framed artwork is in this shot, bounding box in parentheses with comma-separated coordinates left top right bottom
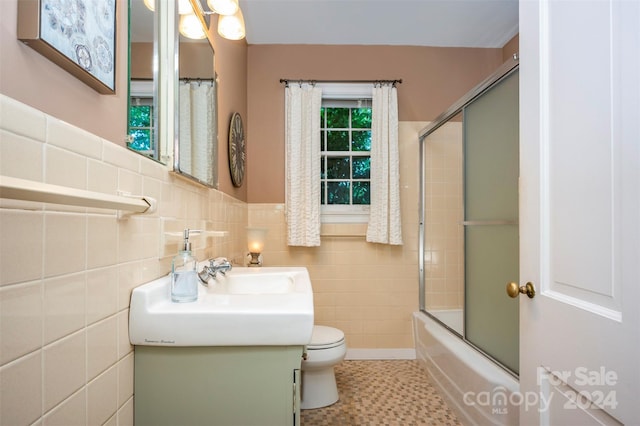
(18, 0, 117, 94)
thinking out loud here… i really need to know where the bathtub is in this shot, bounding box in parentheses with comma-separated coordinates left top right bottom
(413, 311, 519, 425)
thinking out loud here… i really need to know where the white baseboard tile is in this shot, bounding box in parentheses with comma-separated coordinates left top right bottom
(345, 348, 416, 360)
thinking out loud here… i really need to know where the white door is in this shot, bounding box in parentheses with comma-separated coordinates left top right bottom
(519, 0, 640, 424)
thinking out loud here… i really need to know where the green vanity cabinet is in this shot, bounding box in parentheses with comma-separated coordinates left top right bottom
(134, 345, 304, 426)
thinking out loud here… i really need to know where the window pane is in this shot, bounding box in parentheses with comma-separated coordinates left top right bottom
(321, 130, 326, 150)
(326, 157, 350, 179)
(327, 181, 350, 204)
(327, 131, 349, 151)
(353, 181, 370, 204)
(352, 130, 371, 151)
(128, 129, 151, 151)
(321, 158, 326, 179)
(351, 108, 371, 128)
(352, 156, 370, 179)
(321, 182, 325, 204)
(130, 106, 151, 127)
(326, 108, 349, 128)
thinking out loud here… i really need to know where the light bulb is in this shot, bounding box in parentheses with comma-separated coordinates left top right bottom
(143, 0, 193, 14)
(178, 0, 194, 15)
(179, 13, 206, 39)
(207, 0, 239, 16)
(217, 7, 245, 40)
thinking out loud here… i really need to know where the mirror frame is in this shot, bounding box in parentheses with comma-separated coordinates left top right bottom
(173, 0, 218, 187)
(129, 0, 218, 187)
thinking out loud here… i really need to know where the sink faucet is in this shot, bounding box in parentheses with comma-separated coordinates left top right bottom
(198, 257, 232, 284)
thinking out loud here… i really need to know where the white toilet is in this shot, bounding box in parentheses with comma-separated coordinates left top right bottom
(301, 325, 347, 410)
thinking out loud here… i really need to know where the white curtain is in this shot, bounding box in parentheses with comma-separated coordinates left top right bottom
(285, 84, 323, 246)
(179, 81, 215, 183)
(366, 84, 403, 245)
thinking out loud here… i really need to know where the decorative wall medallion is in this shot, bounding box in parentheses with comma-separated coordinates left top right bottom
(228, 112, 245, 187)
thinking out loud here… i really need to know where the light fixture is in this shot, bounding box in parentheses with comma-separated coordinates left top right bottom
(179, 13, 207, 39)
(207, 0, 239, 16)
(144, 0, 195, 15)
(246, 227, 268, 267)
(217, 7, 245, 40)
(144, 0, 246, 41)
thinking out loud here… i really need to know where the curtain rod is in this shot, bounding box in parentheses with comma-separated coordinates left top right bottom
(180, 78, 215, 83)
(279, 78, 402, 87)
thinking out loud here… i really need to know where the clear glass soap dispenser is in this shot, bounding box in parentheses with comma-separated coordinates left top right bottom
(171, 229, 198, 303)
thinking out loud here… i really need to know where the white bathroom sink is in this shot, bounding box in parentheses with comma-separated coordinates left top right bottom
(209, 269, 295, 295)
(129, 266, 314, 346)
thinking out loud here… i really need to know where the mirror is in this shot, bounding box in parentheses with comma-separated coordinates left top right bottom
(128, 0, 157, 160)
(175, 18, 218, 186)
(128, 0, 218, 188)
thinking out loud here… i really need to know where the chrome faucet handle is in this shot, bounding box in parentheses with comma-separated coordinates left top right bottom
(197, 265, 213, 285)
(211, 257, 231, 267)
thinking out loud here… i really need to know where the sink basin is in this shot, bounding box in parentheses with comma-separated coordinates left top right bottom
(129, 266, 314, 346)
(209, 270, 295, 294)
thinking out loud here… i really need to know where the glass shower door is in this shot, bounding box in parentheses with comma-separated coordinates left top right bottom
(463, 70, 519, 374)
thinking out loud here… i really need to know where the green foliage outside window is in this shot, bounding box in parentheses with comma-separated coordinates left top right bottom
(128, 105, 154, 154)
(321, 106, 371, 206)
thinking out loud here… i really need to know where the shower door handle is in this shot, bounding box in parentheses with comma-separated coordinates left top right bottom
(506, 282, 536, 299)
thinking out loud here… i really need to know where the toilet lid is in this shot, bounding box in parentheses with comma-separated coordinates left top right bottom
(308, 325, 345, 349)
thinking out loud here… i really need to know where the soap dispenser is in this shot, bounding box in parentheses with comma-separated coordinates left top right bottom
(171, 229, 198, 303)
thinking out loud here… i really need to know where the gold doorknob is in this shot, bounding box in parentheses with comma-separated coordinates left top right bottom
(507, 282, 536, 299)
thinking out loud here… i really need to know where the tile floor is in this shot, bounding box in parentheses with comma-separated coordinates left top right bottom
(300, 360, 463, 426)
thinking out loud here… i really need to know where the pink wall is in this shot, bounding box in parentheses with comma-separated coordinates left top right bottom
(209, 22, 248, 199)
(246, 44, 505, 203)
(502, 34, 520, 62)
(1, 0, 515, 205)
(0, 0, 129, 144)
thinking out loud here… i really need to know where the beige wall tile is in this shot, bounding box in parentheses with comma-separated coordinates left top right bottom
(43, 213, 86, 278)
(42, 389, 86, 426)
(0, 351, 42, 425)
(87, 159, 118, 197)
(87, 317, 118, 381)
(117, 168, 143, 197)
(44, 145, 87, 191)
(0, 95, 47, 141)
(44, 331, 86, 412)
(0, 281, 42, 365)
(0, 209, 44, 286)
(87, 215, 118, 269)
(117, 216, 160, 263)
(104, 414, 117, 426)
(117, 397, 134, 426)
(43, 273, 85, 344)
(86, 266, 118, 324)
(47, 117, 102, 160)
(87, 366, 118, 426)
(117, 310, 133, 359)
(0, 130, 43, 181)
(103, 141, 140, 173)
(117, 353, 134, 407)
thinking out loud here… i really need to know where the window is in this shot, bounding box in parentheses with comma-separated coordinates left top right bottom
(128, 80, 155, 157)
(318, 84, 372, 223)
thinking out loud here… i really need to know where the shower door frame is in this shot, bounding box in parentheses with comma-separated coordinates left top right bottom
(418, 57, 520, 373)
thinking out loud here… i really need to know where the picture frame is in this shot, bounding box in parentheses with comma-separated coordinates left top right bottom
(17, 0, 117, 94)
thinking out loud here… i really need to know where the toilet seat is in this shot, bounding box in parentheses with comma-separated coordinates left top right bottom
(307, 325, 345, 350)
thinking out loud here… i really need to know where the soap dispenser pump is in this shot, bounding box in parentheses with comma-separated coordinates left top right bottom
(171, 229, 198, 303)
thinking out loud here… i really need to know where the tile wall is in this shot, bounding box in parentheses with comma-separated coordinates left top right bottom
(423, 121, 464, 310)
(0, 95, 247, 425)
(0, 94, 431, 424)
